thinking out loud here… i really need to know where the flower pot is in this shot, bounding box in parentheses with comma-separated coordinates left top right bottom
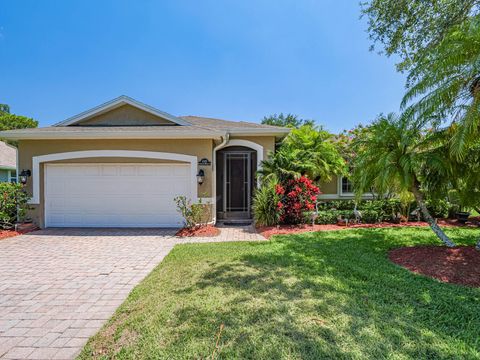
(456, 212, 471, 223)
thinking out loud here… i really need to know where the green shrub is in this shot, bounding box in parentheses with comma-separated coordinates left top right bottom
(252, 178, 282, 226)
(174, 196, 211, 228)
(314, 208, 384, 224)
(425, 198, 452, 218)
(315, 210, 350, 224)
(0, 183, 30, 229)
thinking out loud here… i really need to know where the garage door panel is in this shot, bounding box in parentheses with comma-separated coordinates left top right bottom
(45, 164, 192, 227)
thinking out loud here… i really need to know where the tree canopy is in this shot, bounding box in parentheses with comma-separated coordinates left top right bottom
(259, 125, 345, 183)
(261, 113, 315, 128)
(351, 113, 455, 247)
(0, 103, 38, 131)
(361, 0, 480, 79)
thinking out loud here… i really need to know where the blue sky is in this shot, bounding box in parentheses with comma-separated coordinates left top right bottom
(0, 0, 406, 133)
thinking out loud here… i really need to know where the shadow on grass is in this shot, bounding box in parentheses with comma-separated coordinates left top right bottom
(172, 228, 480, 359)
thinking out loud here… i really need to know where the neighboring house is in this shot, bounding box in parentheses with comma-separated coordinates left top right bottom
(0, 96, 289, 228)
(0, 141, 17, 183)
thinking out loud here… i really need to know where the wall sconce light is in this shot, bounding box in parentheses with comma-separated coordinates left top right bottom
(19, 169, 31, 185)
(196, 169, 205, 185)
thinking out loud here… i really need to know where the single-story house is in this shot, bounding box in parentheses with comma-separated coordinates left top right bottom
(0, 96, 362, 228)
(0, 96, 291, 228)
(0, 141, 17, 183)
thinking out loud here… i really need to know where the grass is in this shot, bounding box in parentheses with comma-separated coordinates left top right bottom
(79, 227, 480, 359)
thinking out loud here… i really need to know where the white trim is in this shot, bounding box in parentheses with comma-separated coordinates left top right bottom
(212, 138, 264, 223)
(228, 128, 290, 136)
(30, 150, 198, 204)
(338, 176, 355, 197)
(216, 139, 264, 176)
(0, 129, 224, 140)
(318, 194, 342, 200)
(212, 135, 230, 224)
(0, 129, 291, 141)
(54, 95, 191, 127)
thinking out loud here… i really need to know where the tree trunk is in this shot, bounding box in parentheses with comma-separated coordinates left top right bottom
(474, 207, 480, 215)
(411, 182, 456, 248)
(476, 239, 480, 251)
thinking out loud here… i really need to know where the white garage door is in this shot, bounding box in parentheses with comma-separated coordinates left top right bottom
(44, 163, 192, 228)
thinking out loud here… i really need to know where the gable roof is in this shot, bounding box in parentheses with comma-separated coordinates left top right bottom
(0, 96, 290, 140)
(54, 95, 191, 127)
(0, 141, 16, 170)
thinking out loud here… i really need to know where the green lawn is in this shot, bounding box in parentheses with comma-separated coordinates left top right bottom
(79, 227, 480, 359)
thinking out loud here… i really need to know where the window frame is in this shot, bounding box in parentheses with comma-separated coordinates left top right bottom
(339, 176, 354, 196)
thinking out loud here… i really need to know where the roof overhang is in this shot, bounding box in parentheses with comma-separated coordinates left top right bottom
(0, 129, 225, 140)
(228, 128, 291, 137)
(0, 128, 290, 141)
(53, 95, 192, 127)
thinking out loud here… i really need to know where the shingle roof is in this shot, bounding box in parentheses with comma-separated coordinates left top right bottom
(180, 116, 287, 131)
(0, 117, 290, 140)
(0, 141, 16, 169)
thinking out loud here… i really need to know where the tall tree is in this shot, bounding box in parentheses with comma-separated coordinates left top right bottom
(261, 113, 315, 128)
(361, 0, 480, 80)
(401, 16, 480, 157)
(0, 103, 38, 131)
(352, 113, 456, 247)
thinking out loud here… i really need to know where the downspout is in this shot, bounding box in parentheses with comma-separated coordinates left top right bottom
(212, 132, 230, 224)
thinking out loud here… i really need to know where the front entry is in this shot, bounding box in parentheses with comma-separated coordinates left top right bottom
(224, 152, 251, 219)
(216, 146, 257, 221)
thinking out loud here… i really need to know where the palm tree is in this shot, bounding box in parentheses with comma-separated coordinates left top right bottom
(258, 125, 345, 183)
(401, 15, 480, 158)
(352, 113, 456, 247)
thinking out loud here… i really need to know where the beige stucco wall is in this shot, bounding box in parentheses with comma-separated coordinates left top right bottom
(319, 175, 338, 195)
(19, 139, 212, 227)
(77, 104, 175, 126)
(18, 135, 276, 227)
(230, 135, 276, 159)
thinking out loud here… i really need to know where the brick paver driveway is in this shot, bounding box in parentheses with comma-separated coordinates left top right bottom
(0, 228, 179, 359)
(0, 227, 265, 359)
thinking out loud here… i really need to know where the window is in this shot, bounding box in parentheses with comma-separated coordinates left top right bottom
(341, 177, 354, 194)
(8, 170, 17, 183)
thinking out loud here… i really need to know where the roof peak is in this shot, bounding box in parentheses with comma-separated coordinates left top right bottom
(54, 96, 192, 127)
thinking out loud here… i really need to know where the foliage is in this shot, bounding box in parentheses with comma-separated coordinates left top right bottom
(350, 114, 455, 246)
(334, 124, 370, 164)
(0, 104, 10, 113)
(259, 125, 345, 183)
(275, 176, 320, 225)
(174, 196, 211, 228)
(401, 16, 480, 157)
(315, 209, 384, 224)
(261, 113, 315, 128)
(0, 103, 38, 132)
(361, 0, 480, 77)
(0, 183, 30, 229)
(317, 198, 457, 223)
(80, 227, 480, 359)
(424, 198, 452, 219)
(252, 177, 282, 226)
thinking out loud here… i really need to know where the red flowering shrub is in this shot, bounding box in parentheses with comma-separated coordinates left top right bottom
(275, 176, 321, 224)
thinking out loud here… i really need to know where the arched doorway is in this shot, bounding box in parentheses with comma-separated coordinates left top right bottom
(216, 146, 258, 221)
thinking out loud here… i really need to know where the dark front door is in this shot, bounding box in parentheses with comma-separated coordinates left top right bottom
(224, 152, 251, 219)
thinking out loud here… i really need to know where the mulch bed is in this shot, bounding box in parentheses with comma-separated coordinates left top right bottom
(389, 246, 480, 287)
(0, 224, 40, 241)
(175, 225, 221, 237)
(257, 221, 459, 239)
(0, 230, 22, 240)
